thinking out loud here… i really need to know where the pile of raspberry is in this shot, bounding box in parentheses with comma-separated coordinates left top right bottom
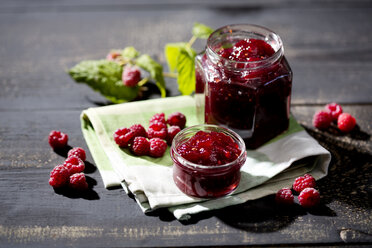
(275, 174, 320, 208)
(313, 103, 356, 132)
(113, 112, 186, 158)
(48, 130, 89, 191)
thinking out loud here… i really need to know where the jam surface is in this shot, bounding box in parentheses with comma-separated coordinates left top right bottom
(196, 38, 292, 149)
(176, 130, 241, 166)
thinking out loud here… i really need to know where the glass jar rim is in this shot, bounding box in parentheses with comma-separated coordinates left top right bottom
(171, 124, 247, 170)
(206, 24, 284, 68)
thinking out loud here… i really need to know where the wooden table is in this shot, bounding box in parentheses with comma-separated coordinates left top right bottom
(1, 0, 371, 247)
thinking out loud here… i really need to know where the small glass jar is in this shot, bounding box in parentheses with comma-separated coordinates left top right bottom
(171, 124, 247, 198)
(195, 24, 292, 149)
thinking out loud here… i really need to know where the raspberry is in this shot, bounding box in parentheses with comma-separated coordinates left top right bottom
(67, 147, 86, 161)
(64, 156, 85, 175)
(166, 125, 181, 145)
(325, 103, 343, 121)
(69, 173, 89, 190)
(312, 110, 332, 130)
(298, 188, 320, 208)
(167, 112, 186, 129)
(275, 188, 294, 205)
(48, 130, 68, 149)
(122, 65, 141, 87)
(114, 127, 135, 147)
(131, 137, 150, 156)
(149, 138, 167, 158)
(49, 164, 70, 188)
(292, 174, 316, 193)
(337, 113, 356, 133)
(106, 51, 121, 61)
(147, 121, 168, 139)
(130, 124, 147, 138)
(149, 113, 166, 125)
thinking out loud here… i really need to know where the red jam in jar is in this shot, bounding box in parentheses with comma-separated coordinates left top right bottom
(195, 24, 292, 149)
(171, 124, 246, 198)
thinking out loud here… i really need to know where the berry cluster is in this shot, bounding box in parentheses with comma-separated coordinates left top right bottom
(275, 174, 320, 208)
(313, 102, 356, 132)
(113, 112, 186, 158)
(48, 130, 89, 191)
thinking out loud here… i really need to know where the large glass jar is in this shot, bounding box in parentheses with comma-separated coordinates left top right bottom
(195, 24, 292, 149)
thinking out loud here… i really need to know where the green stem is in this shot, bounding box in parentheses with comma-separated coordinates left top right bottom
(187, 35, 197, 48)
(163, 72, 178, 78)
(138, 77, 149, 87)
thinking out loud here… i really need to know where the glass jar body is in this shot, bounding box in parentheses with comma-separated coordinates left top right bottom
(195, 24, 292, 149)
(171, 124, 246, 198)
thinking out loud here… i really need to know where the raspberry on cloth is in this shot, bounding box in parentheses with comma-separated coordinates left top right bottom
(80, 95, 331, 220)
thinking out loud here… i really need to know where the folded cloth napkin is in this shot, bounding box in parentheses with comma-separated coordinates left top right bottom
(81, 96, 331, 220)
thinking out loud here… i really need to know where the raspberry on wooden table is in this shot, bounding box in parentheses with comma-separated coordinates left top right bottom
(312, 110, 332, 130)
(325, 103, 343, 121)
(49, 164, 70, 188)
(64, 156, 85, 175)
(114, 127, 135, 147)
(67, 147, 86, 161)
(292, 174, 316, 193)
(298, 188, 320, 208)
(131, 137, 150, 156)
(149, 138, 167, 157)
(69, 173, 89, 190)
(275, 188, 294, 205)
(48, 130, 68, 149)
(167, 112, 186, 129)
(337, 113, 356, 133)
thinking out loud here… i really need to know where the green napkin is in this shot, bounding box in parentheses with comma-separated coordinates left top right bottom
(81, 96, 331, 220)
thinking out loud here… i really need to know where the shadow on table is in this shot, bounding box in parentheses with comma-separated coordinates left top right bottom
(53, 175, 100, 200)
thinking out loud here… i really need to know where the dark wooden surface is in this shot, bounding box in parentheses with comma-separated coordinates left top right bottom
(1, 0, 371, 247)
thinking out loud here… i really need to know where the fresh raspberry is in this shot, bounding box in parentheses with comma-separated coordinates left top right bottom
(325, 103, 343, 121)
(312, 110, 332, 130)
(122, 65, 141, 87)
(114, 127, 135, 147)
(167, 112, 186, 129)
(67, 147, 86, 161)
(166, 125, 181, 145)
(298, 188, 320, 208)
(337, 113, 356, 133)
(64, 155, 85, 175)
(149, 138, 167, 158)
(69, 173, 89, 190)
(131, 137, 150, 156)
(275, 188, 294, 205)
(147, 121, 168, 139)
(292, 174, 316, 193)
(49, 164, 70, 188)
(48, 130, 68, 149)
(149, 113, 166, 125)
(129, 124, 147, 138)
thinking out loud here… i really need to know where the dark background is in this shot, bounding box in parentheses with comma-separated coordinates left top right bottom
(0, 0, 371, 247)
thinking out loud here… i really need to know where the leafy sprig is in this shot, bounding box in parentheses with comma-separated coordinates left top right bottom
(68, 23, 214, 103)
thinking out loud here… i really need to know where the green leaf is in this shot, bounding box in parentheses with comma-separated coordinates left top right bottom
(68, 60, 139, 103)
(192, 22, 214, 39)
(121, 46, 140, 59)
(165, 42, 197, 73)
(176, 50, 196, 95)
(135, 54, 166, 97)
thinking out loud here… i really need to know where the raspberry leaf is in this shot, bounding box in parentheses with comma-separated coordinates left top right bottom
(192, 22, 214, 39)
(121, 46, 140, 59)
(135, 54, 166, 97)
(68, 60, 139, 103)
(176, 50, 196, 95)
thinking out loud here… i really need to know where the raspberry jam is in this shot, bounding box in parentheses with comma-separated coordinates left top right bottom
(171, 124, 246, 198)
(195, 24, 292, 149)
